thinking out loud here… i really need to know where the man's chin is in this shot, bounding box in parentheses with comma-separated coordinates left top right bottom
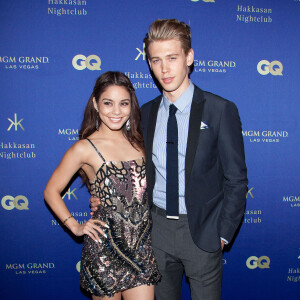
(160, 84, 177, 93)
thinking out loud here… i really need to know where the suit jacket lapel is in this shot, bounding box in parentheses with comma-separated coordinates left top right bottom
(146, 96, 161, 155)
(146, 96, 161, 189)
(185, 86, 205, 187)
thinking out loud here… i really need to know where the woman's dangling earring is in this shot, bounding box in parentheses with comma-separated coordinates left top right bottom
(125, 119, 131, 131)
(96, 116, 99, 130)
(95, 109, 100, 130)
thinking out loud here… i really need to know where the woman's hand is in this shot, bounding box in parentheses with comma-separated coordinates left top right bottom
(72, 219, 109, 243)
(90, 196, 101, 216)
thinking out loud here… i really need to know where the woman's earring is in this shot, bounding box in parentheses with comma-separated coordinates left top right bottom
(95, 109, 100, 130)
(96, 116, 99, 130)
(125, 119, 131, 131)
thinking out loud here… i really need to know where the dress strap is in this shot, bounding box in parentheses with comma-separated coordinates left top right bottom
(86, 138, 106, 162)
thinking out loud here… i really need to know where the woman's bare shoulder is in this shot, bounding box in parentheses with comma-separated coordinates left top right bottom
(68, 139, 93, 159)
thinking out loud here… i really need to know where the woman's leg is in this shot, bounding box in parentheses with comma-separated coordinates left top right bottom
(92, 292, 122, 300)
(122, 284, 154, 300)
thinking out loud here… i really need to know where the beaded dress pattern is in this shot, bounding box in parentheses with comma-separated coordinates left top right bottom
(80, 139, 161, 297)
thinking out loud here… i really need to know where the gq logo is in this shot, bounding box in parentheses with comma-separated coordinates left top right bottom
(1, 195, 29, 210)
(257, 60, 283, 76)
(246, 256, 270, 269)
(72, 55, 101, 71)
(76, 261, 81, 272)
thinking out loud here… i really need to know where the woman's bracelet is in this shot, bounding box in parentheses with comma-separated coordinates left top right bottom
(63, 215, 74, 225)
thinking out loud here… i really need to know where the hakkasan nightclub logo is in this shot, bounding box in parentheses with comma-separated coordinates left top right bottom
(72, 55, 101, 71)
(286, 251, 300, 283)
(62, 188, 78, 201)
(236, 5, 272, 24)
(7, 114, 24, 131)
(287, 268, 300, 283)
(242, 130, 289, 143)
(1, 195, 29, 211)
(244, 187, 262, 225)
(48, 0, 87, 17)
(126, 43, 157, 90)
(51, 188, 86, 227)
(58, 128, 79, 141)
(257, 60, 283, 76)
(52, 211, 89, 226)
(0, 142, 36, 160)
(193, 59, 237, 74)
(282, 195, 300, 208)
(5, 262, 55, 275)
(0, 56, 49, 70)
(1, 114, 37, 160)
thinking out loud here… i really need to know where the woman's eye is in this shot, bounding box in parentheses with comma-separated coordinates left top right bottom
(103, 101, 112, 106)
(121, 102, 129, 106)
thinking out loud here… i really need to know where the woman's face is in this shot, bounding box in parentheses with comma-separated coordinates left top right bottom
(94, 85, 131, 132)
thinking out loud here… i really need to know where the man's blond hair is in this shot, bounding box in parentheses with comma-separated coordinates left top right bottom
(144, 19, 192, 58)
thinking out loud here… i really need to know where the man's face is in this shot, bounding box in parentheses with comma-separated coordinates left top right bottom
(148, 39, 194, 101)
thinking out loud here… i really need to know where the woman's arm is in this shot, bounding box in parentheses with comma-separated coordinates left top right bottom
(44, 141, 107, 242)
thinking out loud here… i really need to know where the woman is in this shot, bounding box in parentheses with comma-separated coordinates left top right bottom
(44, 72, 161, 300)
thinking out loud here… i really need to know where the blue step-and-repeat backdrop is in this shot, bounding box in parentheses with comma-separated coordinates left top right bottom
(0, 1, 299, 299)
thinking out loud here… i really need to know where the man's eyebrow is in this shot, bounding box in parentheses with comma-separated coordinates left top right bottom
(150, 54, 179, 59)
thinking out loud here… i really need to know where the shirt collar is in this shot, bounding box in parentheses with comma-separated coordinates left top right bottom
(162, 80, 194, 113)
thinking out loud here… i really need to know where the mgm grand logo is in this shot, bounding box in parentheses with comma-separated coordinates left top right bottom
(0, 56, 49, 70)
(6, 262, 55, 275)
(58, 128, 79, 141)
(242, 130, 288, 143)
(283, 196, 300, 208)
(194, 59, 236, 73)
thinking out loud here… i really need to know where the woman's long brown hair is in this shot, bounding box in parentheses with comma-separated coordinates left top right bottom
(78, 71, 144, 187)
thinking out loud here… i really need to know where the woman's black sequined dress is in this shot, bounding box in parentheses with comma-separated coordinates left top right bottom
(80, 139, 161, 297)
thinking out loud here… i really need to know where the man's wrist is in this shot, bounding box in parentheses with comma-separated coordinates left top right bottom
(220, 237, 228, 245)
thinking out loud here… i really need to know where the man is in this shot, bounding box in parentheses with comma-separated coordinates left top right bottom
(92, 19, 247, 300)
(140, 19, 247, 300)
